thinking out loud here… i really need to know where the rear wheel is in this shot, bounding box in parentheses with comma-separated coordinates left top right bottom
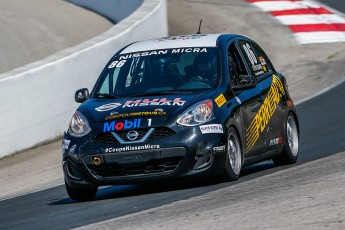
(221, 127, 242, 181)
(65, 181, 98, 202)
(273, 113, 299, 166)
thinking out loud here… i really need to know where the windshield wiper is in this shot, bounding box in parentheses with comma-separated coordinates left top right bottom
(94, 93, 119, 99)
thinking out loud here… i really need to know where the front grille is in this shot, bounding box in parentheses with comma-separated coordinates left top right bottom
(93, 127, 175, 143)
(89, 157, 182, 177)
(94, 132, 119, 144)
(116, 128, 151, 141)
(147, 127, 175, 141)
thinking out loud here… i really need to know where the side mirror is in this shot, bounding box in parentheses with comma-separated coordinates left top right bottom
(75, 88, 89, 103)
(232, 75, 257, 90)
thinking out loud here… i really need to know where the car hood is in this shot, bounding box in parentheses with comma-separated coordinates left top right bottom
(78, 91, 217, 123)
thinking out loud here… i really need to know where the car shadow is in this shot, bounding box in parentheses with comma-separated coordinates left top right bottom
(49, 160, 276, 205)
(241, 161, 276, 177)
(49, 161, 276, 205)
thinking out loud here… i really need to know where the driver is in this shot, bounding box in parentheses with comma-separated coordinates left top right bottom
(190, 53, 217, 86)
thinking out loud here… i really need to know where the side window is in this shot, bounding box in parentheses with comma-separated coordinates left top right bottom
(238, 41, 271, 78)
(228, 43, 247, 85)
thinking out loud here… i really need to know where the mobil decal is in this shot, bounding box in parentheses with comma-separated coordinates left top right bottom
(246, 75, 285, 153)
(123, 98, 186, 108)
(103, 119, 141, 132)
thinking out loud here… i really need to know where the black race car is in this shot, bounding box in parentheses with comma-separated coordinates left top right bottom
(62, 34, 299, 201)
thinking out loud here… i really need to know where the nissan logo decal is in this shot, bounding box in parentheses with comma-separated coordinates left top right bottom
(126, 130, 139, 141)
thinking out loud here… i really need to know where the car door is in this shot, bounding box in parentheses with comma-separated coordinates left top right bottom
(237, 40, 286, 154)
(245, 42, 286, 151)
(227, 41, 266, 157)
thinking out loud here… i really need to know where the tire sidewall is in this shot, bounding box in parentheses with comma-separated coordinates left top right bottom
(283, 112, 299, 162)
(224, 127, 242, 181)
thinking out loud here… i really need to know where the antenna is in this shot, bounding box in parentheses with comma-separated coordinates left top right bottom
(196, 19, 203, 34)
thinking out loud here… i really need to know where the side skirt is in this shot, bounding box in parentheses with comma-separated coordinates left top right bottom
(243, 147, 282, 166)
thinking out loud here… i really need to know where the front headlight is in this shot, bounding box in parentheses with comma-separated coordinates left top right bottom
(177, 100, 215, 126)
(68, 111, 91, 137)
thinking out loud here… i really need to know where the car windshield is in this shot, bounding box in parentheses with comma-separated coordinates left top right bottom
(93, 47, 220, 98)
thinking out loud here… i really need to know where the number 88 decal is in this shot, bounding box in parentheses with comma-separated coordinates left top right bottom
(108, 60, 126, 69)
(243, 43, 257, 66)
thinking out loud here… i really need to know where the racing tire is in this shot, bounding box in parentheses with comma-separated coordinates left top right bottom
(221, 127, 242, 181)
(273, 113, 299, 166)
(65, 181, 98, 202)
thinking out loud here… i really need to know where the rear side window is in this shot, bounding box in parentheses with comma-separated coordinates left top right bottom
(238, 41, 271, 78)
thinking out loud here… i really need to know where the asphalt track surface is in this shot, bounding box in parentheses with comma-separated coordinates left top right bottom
(0, 69, 344, 230)
(1, 1, 345, 229)
(318, 0, 345, 13)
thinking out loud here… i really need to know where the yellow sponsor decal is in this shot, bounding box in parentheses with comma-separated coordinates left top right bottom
(105, 111, 166, 120)
(246, 75, 285, 153)
(215, 94, 226, 107)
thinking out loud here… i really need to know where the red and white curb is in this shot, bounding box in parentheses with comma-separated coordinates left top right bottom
(247, 0, 345, 44)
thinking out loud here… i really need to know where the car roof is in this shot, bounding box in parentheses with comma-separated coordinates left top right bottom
(120, 34, 233, 54)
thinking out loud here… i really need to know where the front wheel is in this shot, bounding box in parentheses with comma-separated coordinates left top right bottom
(221, 127, 242, 181)
(273, 113, 299, 166)
(65, 181, 98, 202)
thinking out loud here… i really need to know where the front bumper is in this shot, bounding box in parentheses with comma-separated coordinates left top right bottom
(63, 126, 227, 187)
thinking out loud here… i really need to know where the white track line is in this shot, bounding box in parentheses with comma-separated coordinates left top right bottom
(252, 1, 319, 12)
(295, 31, 345, 44)
(275, 14, 345, 25)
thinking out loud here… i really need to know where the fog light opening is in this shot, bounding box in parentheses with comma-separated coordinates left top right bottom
(194, 149, 213, 170)
(65, 161, 82, 180)
(205, 151, 212, 163)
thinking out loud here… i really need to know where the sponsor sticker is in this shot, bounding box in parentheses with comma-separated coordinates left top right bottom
(105, 109, 166, 120)
(155, 35, 206, 42)
(95, 103, 121, 112)
(62, 139, 71, 150)
(259, 56, 267, 66)
(236, 96, 241, 104)
(103, 119, 141, 132)
(119, 47, 207, 60)
(246, 75, 285, 153)
(123, 98, 186, 107)
(269, 137, 283, 146)
(199, 124, 223, 134)
(252, 63, 263, 72)
(215, 94, 226, 107)
(213, 145, 226, 153)
(105, 144, 160, 153)
(96, 99, 186, 112)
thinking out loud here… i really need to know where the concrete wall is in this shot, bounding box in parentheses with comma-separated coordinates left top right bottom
(0, 0, 168, 158)
(68, 0, 143, 23)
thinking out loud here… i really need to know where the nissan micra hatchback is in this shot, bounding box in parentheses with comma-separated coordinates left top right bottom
(62, 34, 299, 201)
